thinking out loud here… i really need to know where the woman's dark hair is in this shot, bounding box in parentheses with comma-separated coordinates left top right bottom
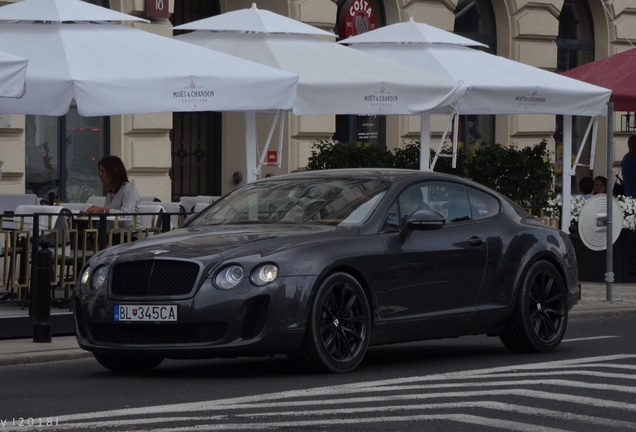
(98, 155, 129, 193)
(593, 175, 607, 188)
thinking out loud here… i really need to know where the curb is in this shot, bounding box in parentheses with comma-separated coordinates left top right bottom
(0, 350, 92, 366)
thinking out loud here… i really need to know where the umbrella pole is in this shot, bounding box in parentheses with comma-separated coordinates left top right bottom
(606, 102, 614, 301)
(561, 115, 572, 231)
(245, 111, 257, 183)
(420, 114, 431, 171)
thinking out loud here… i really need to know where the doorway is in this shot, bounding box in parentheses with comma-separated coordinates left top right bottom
(170, 0, 222, 201)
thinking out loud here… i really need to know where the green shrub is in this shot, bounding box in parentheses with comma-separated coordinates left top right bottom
(306, 139, 553, 209)
(465, 140, 553, 209)
(305, 140, 394, 170)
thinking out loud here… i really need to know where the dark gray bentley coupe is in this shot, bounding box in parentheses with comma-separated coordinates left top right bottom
(73, 169, 579, 373)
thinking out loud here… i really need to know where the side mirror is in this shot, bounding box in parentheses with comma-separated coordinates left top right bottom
(402, 209, 445, 237)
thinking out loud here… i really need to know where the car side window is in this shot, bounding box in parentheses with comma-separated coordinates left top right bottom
(381, 185, 430, 231)
(420, 182, 471, 223)
(468, 188, 500, 220)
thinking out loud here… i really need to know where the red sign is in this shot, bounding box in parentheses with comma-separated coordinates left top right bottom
(338, 0, 379, 39)
(145, 0, 170, 19)
(266, 151, 278, 166)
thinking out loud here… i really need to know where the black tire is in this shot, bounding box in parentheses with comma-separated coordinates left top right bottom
(300, 273, 371, 373)
(500, 260, 567, 353)
(93, 352, 163, 372)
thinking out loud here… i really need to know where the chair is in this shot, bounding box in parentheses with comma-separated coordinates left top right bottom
(193, 202, 210, 213)
(11, 205, 71, 306)
(137, 204, 165, 238)
(0, 223, 27, 301)
(53, 208, 89, 303)
(179, 195, 218, 213)
(157, 202, 186, 230)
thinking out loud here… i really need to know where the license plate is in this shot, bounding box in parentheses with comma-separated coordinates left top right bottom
(114, 305, 177, 322)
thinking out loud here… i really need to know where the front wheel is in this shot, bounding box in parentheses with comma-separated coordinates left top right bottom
(299, 273, 371, 373)
(500, 260, 567, 353)
(93, 352, 164, 372)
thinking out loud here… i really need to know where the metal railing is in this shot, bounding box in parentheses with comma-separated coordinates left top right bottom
(0, 210, 189, 310)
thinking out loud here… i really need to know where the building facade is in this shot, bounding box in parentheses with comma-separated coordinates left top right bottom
(1, 0, 635, 203)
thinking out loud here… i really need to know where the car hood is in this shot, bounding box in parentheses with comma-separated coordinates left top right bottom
(95, 224, 348, 261)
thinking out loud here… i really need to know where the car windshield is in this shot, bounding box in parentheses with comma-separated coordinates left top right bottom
(192, 177, 391, 227)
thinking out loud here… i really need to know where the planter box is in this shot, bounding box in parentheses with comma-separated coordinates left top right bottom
(571, 228, 636, 283)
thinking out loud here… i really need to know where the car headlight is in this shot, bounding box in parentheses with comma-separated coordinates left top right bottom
(80, 267, 91, 286)
(250, 264, 278, 286)
(93, 266, 108, 291)
(214, 265, 244, 290)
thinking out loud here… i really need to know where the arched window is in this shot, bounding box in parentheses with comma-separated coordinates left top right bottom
(454, 0, 496, 153)
(334, 0, 386, 148)
(555, 0, 594, 192)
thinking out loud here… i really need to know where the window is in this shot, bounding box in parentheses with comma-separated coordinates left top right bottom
(555, 0, 595, 193)
(468, 187, 500, 220)
(454, 0, 496, 152)
(383, 181, 500, 231)
(25, 109, 109, 203)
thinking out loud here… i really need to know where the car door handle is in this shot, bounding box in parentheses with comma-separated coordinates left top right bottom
(468, 236, 485, 247)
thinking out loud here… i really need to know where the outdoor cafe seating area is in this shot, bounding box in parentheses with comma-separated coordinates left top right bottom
(0, 193, 219, 309)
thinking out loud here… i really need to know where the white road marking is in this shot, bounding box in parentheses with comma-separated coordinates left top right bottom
(7, 354, 633, 432)
(562, 335, 619, 343)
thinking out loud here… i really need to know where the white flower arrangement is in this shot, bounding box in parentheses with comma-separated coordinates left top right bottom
(617, 195, 636, 231)
(545, 194, 636, 231)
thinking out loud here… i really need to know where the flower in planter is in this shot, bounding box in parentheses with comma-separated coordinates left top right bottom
(546, 193, 636, 231)
(616, 195, 636, 231)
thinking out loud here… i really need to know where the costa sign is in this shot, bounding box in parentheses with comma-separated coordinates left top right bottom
(338, 0, 378, 38)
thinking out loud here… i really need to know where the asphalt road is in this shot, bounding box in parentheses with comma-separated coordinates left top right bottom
(0, 315, 634, 431)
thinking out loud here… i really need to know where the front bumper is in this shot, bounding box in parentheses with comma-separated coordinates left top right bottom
(74, 275, 316, 358)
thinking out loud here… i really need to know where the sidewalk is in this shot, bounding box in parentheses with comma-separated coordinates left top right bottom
(0, 281, 634, 367)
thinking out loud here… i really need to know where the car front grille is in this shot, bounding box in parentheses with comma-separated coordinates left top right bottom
(241, 295, 270, 339)
(110, 260, 200, 297)
(88, 323, 228, 344)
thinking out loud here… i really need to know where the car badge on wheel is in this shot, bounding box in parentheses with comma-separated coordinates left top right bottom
(151, 249, 169, 255)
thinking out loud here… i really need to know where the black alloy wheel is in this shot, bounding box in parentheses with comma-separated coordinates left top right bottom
(500, 260, 567, 353)
(300, 272, 371, 373)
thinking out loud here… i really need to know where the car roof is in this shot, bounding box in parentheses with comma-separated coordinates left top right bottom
(254, 168, 457, 183)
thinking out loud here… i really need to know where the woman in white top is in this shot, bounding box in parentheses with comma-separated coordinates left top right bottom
(86, 155, 141, 230)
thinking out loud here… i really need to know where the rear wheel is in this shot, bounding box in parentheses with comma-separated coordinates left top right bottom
(300, 273, 370, 373)
(93, 352, 163, 372)
(500, 261, 567, 353)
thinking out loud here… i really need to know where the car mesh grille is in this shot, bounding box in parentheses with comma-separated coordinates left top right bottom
(88, 323, 228, 344)
(110, 260, 200, 297)
(241, 295, 270, 339)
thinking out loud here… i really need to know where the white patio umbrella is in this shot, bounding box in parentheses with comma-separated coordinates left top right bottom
(174, 4, 465, 182)
(174, 5, 464, 116)
(0, 50, 27, 98)
(0, 0, 298, 116)
(338, 17, 487, 47)
(340, 19, 611, 231)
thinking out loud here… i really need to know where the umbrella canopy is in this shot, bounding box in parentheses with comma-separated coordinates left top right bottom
(0, 50, 27, 98)
(341, 20, 612, 236)
(337, 17, 487, 47)
(341, 24, 611, 117)
(175, 2, 333, 36)
(174, 6, 465, 116)
(561, 48, 636, 112)
(0, 0, 298, 116)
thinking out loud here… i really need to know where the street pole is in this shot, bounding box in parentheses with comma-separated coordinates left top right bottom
(33, 241, 53, 343)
